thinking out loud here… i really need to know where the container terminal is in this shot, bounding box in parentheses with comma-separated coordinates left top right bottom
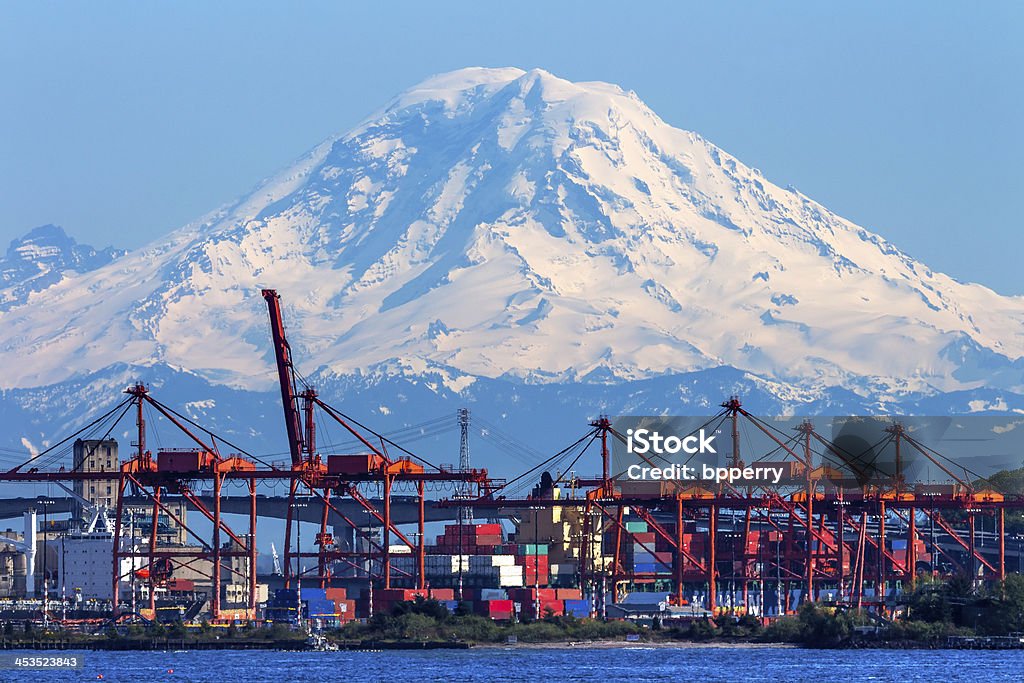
(1, 289, 1022, 631)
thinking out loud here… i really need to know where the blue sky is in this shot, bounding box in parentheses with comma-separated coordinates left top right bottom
(2, 2, 1022, 293)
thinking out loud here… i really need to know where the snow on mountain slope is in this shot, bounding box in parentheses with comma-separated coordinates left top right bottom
(1, 67, 1022, 406)
(0, 224, 125, 311)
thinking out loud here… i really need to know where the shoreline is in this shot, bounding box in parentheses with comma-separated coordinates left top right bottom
(3, 638, 1014, 652)
(0, 638, 800, 651)
(486, 640, 799, 650)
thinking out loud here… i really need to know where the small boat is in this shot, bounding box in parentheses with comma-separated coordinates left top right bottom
(306, 632, 339, 652)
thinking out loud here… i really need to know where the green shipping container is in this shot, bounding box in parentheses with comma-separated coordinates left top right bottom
(625, 521, 649, 533)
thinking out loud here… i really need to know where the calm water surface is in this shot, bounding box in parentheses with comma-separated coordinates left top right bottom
(2, 646, 1023, 682)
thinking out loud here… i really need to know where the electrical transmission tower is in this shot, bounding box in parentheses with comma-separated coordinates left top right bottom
(458, 408, 471, 524)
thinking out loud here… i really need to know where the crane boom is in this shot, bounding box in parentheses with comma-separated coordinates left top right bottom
(262, 289, 304, 466)
(270, 542, 283, 576)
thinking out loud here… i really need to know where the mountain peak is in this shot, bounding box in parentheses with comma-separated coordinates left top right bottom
(0, 69, 1022, 406)
(367, 67, 647, 143)
(17, 223, 70, 242)
(0, 224, 126, 311)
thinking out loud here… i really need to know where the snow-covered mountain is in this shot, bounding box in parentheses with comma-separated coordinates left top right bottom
(0, 224, 125, 311)
(2, 67, 1022, 472)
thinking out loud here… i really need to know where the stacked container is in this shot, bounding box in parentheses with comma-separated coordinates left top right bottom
(372, 587, 428, 614)
(264, 588, 299, 623)
(474, 598, 514, 620)
(326, 587, 356, 623)
(302, 587, 340, 626)
(508, 587, 564, 619)
(549, 561, 578, 587)
(434, 523, 504, 554)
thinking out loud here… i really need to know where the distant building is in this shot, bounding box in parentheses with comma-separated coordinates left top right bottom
(223, 535, 256, 607)
(72, 438, 119, 519)
(0, 529, 27, 597)
(122, 502, 189, 547)
(71, 438, 189, 544)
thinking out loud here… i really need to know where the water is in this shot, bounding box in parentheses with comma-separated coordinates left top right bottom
(2, 646, 1023, 682)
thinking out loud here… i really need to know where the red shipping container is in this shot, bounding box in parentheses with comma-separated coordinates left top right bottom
(167, 578, 195, 592)
(555, 588, 582, 600)
(325, 587, 348, 601)
(336, 599, 357, 621)
(475, 599, 514, 617)
(522, 598, 564, 619)
(373, 588, 427, 610)
(429, 588, 455, 601)
(542, 599, 564, 616)
(472, 534, 502, 544)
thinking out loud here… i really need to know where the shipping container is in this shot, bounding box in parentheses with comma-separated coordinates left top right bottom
(475, 599, 514, 619)
(563, 599, 590, 618)
(325, 587, 348, 602)
(555, 588, 582, 600)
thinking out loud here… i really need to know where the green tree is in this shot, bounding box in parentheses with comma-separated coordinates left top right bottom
(905, 577, 954, 624)
(796, 603, 864, 646)
(391, 597, 450, 621)
(761, 615, 802, 642)
(400, 613, 437, 640)
(986, 574, 1024, 634)
(167, 620, 187, 638)
(687, 618, 717, 641)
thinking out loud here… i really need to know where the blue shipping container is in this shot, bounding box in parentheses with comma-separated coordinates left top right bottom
(564, 599, 590, 617)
